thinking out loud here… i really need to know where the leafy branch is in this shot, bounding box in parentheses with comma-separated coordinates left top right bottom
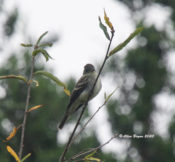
(0, 31, 70, 161)
(67, 133, 118, 162)
(59, 10, 143, 162)
(70, 87, 118, 145)
(18, 32, 52, 159)
(59, 29, 114, 161)
(18, 32, 70, 159)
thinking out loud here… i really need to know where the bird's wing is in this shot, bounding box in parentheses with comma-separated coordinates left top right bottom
(67, 74, 89, 110)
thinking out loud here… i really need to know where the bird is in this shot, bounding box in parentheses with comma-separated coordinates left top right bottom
(58, 64, 102, 129)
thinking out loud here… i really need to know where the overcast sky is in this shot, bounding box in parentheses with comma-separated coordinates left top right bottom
(2, 0, 174, 159)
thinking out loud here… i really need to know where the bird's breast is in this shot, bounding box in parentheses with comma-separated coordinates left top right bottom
(88, 72, 102, 99)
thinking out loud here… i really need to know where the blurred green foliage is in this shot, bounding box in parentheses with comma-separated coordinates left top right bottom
(106, 0, 175, 161)
(0, 1, 116, 161)
(1, 0, 175, 161)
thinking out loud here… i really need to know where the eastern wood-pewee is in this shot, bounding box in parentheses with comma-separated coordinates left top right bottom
(58, 64, 102, 129)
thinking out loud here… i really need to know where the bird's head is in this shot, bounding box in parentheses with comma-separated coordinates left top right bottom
(83, 64, 95, 74)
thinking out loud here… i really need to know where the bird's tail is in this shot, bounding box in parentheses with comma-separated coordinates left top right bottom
(58, 114, 69, 129)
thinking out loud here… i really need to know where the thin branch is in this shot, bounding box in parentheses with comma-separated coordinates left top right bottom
(71, 102, 106, 145)
(59, 103, 87, 162)
(18, 56, 35, 159)
(67, 133, 118, 161)
(59, 30, 115, 162)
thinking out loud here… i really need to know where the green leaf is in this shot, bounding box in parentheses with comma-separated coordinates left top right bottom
(105, 87, 118, 103)
(32, 49, 41, 56)
(98, 16, 110, 40)
(39, 43, 53, 48)
(20, 43, 33, 47)
(0, 75, 27, 83)
(32, 48, 53, 61)
(85, 151, 97, 159)
(34, 71, 65, 87)
(40, 49, 53, 62)
(109, 27, 144, 56)
(34, 71, 70, 96)
(36, 31, 48, 45)
(85, 157, 101, 162)
(84, 151, 101, 162)
(21, 153, 31, 162)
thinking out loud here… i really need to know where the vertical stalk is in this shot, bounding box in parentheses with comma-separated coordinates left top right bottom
(59, 31, 115, 162)
(18, 56, 35, 159)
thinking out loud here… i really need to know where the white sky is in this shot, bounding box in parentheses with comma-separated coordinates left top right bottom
(2, 0, 175, 159)
(4, 0, 134, 158)
(5, 0, 134, 79)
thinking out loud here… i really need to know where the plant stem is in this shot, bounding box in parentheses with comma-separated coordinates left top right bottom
(68, 133, 118, 161)
(71, 102, 106, 145)
(18, 56, 35, 159)
(59, 31, 115, 162)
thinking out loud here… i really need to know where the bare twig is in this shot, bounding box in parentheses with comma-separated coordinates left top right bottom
(67, 133, 118, 161)
(71, 102, 106, 145)
(18, 56, 35, 159)
(59, 30, 115, 162)
(59, 103, 87, 162)
(71, 86, 118, 146)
